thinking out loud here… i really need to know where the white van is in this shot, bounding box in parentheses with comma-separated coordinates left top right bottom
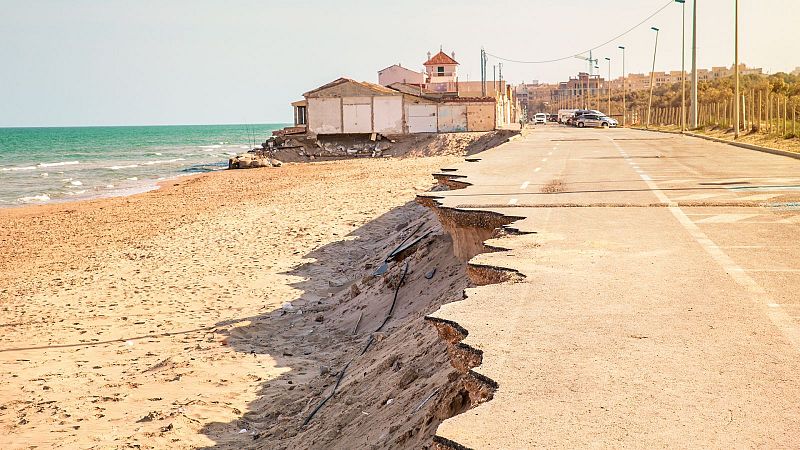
(534, 113, 547, 125)
(557, 109, 578, 124)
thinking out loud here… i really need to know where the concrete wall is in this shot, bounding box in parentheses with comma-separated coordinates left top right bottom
(308, 97, 342, 134)
(378, 65, 424, 86)
(343, 97, 372, 133)
(373, 97, 404, 134)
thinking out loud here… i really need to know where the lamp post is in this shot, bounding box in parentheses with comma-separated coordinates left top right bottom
(647, 27, 660, 129)
(690, 0, 698, 128)
(676, 0, 686, 131)
(618, 46, 626, 126)
(594, 66, 599, 111)
(734, 0, 740, 139)
(604, 57, 612, 116)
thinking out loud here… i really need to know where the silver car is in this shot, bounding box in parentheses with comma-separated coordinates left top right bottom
(576, 114, 618, 128)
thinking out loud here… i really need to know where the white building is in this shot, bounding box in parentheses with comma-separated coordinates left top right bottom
(378, 64, 425, 86)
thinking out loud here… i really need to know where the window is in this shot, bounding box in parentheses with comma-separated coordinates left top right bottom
(296, 106, 307, 125)
(437, 66, 445, 75)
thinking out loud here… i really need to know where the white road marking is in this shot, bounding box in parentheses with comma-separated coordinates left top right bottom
(695, 214, 760, 224)
(520, 181, 530, 190)
(508, 198, 518, 205)
(610, 138, 800, 351)
(534, 167, 541, 172)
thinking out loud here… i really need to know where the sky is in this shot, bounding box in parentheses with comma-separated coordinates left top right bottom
(1, 0, 798, 127)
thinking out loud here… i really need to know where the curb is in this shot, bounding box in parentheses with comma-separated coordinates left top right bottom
(630, 127, 800, 160)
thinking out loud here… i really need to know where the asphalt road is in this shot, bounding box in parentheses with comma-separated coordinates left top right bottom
(423, 125, 800, 448)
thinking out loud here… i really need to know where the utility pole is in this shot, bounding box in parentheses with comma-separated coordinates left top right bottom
(605, 57, 612, 116)
(734, 0, 740, 138)
(480, 48, 486, 97)
(647, 27, 660, 129)
(677, 0, 686, 131)
(690, 0, 698, 128)
(619, 46, 626, 126)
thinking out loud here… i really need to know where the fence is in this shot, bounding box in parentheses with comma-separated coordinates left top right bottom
(631, 92, 798, 138)
(550, 91, 799, 137)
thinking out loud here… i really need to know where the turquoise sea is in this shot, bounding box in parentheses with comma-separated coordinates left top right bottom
(0, 124, 287, 207)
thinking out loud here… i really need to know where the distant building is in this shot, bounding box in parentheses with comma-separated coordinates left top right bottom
(792, 67, 800, 76)
(377, 64, 425, 86)
(608, 64, 764, 91)
(423, 50, 459, 93)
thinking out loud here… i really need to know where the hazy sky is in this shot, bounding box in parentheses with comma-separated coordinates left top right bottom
(1, 0, 798, 127)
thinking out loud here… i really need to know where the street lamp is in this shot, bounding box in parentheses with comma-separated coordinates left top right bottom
(618, 46, 626, 126)
(690, 0, 698, 129)
(604, 57, 612, 117)
(676, 0, 686, 131)
(646, 26, 660, 129)
(734, 0, 740, 138)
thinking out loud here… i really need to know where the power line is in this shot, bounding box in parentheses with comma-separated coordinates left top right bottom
(485, 0, 674, 64)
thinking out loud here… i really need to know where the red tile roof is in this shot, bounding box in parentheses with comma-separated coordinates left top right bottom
(424, 51, 459, 66)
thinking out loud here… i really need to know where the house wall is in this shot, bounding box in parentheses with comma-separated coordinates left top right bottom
(465, 103, 495, 131)
(308, 97, 342, 134)
(373, 97, 404, 134)
(378, 66, 424, 86)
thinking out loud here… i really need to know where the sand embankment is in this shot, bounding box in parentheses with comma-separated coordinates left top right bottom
(0, 130, 515, 449)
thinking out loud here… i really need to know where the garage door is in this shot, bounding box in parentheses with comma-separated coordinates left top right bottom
(438, 105, 467, 132)
(373, 97, 403, 134)
(407, 104, 437, 133)
(343, 97, 372, 133)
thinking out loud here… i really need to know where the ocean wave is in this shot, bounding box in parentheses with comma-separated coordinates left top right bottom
(66, 190, 87, 196)
(1, 166, 37, 172)
(127, 177, 138, 181)
(38, 161, 79, 168)
(107, 164, 139, 170)
(141, 158, 186, 166)
(199, 145, 222, 149)
(69, 180, 83, 186)
(17, 194, 50, 203)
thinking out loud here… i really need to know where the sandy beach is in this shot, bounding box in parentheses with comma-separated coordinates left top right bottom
(0, 147, 482, 449)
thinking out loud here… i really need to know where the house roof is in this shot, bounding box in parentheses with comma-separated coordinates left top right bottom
(424, 51, 459, 66)
(378, 63, 423, 76)
(303, 77, 399, 97)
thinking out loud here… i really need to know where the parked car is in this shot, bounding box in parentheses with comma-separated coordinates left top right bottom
(569, 109, 605, 126)
(575, 114, 618, 128)
(548, 114, 558, 123)
(534, 113, 547, 125)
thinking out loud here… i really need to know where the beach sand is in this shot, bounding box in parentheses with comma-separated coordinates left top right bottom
(0, 154, 465, 449)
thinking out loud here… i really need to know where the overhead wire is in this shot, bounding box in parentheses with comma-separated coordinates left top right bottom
(484, 0, 674, 64)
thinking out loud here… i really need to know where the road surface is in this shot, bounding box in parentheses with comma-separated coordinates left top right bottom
(423, 126, 800, 448)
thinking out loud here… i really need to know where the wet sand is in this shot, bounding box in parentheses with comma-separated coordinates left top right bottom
(0, 156, 461, 449)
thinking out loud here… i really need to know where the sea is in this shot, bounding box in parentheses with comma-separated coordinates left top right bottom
(0, 124, 287, 207)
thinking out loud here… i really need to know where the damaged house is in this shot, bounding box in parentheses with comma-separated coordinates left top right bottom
(290, 78, 497, 137)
